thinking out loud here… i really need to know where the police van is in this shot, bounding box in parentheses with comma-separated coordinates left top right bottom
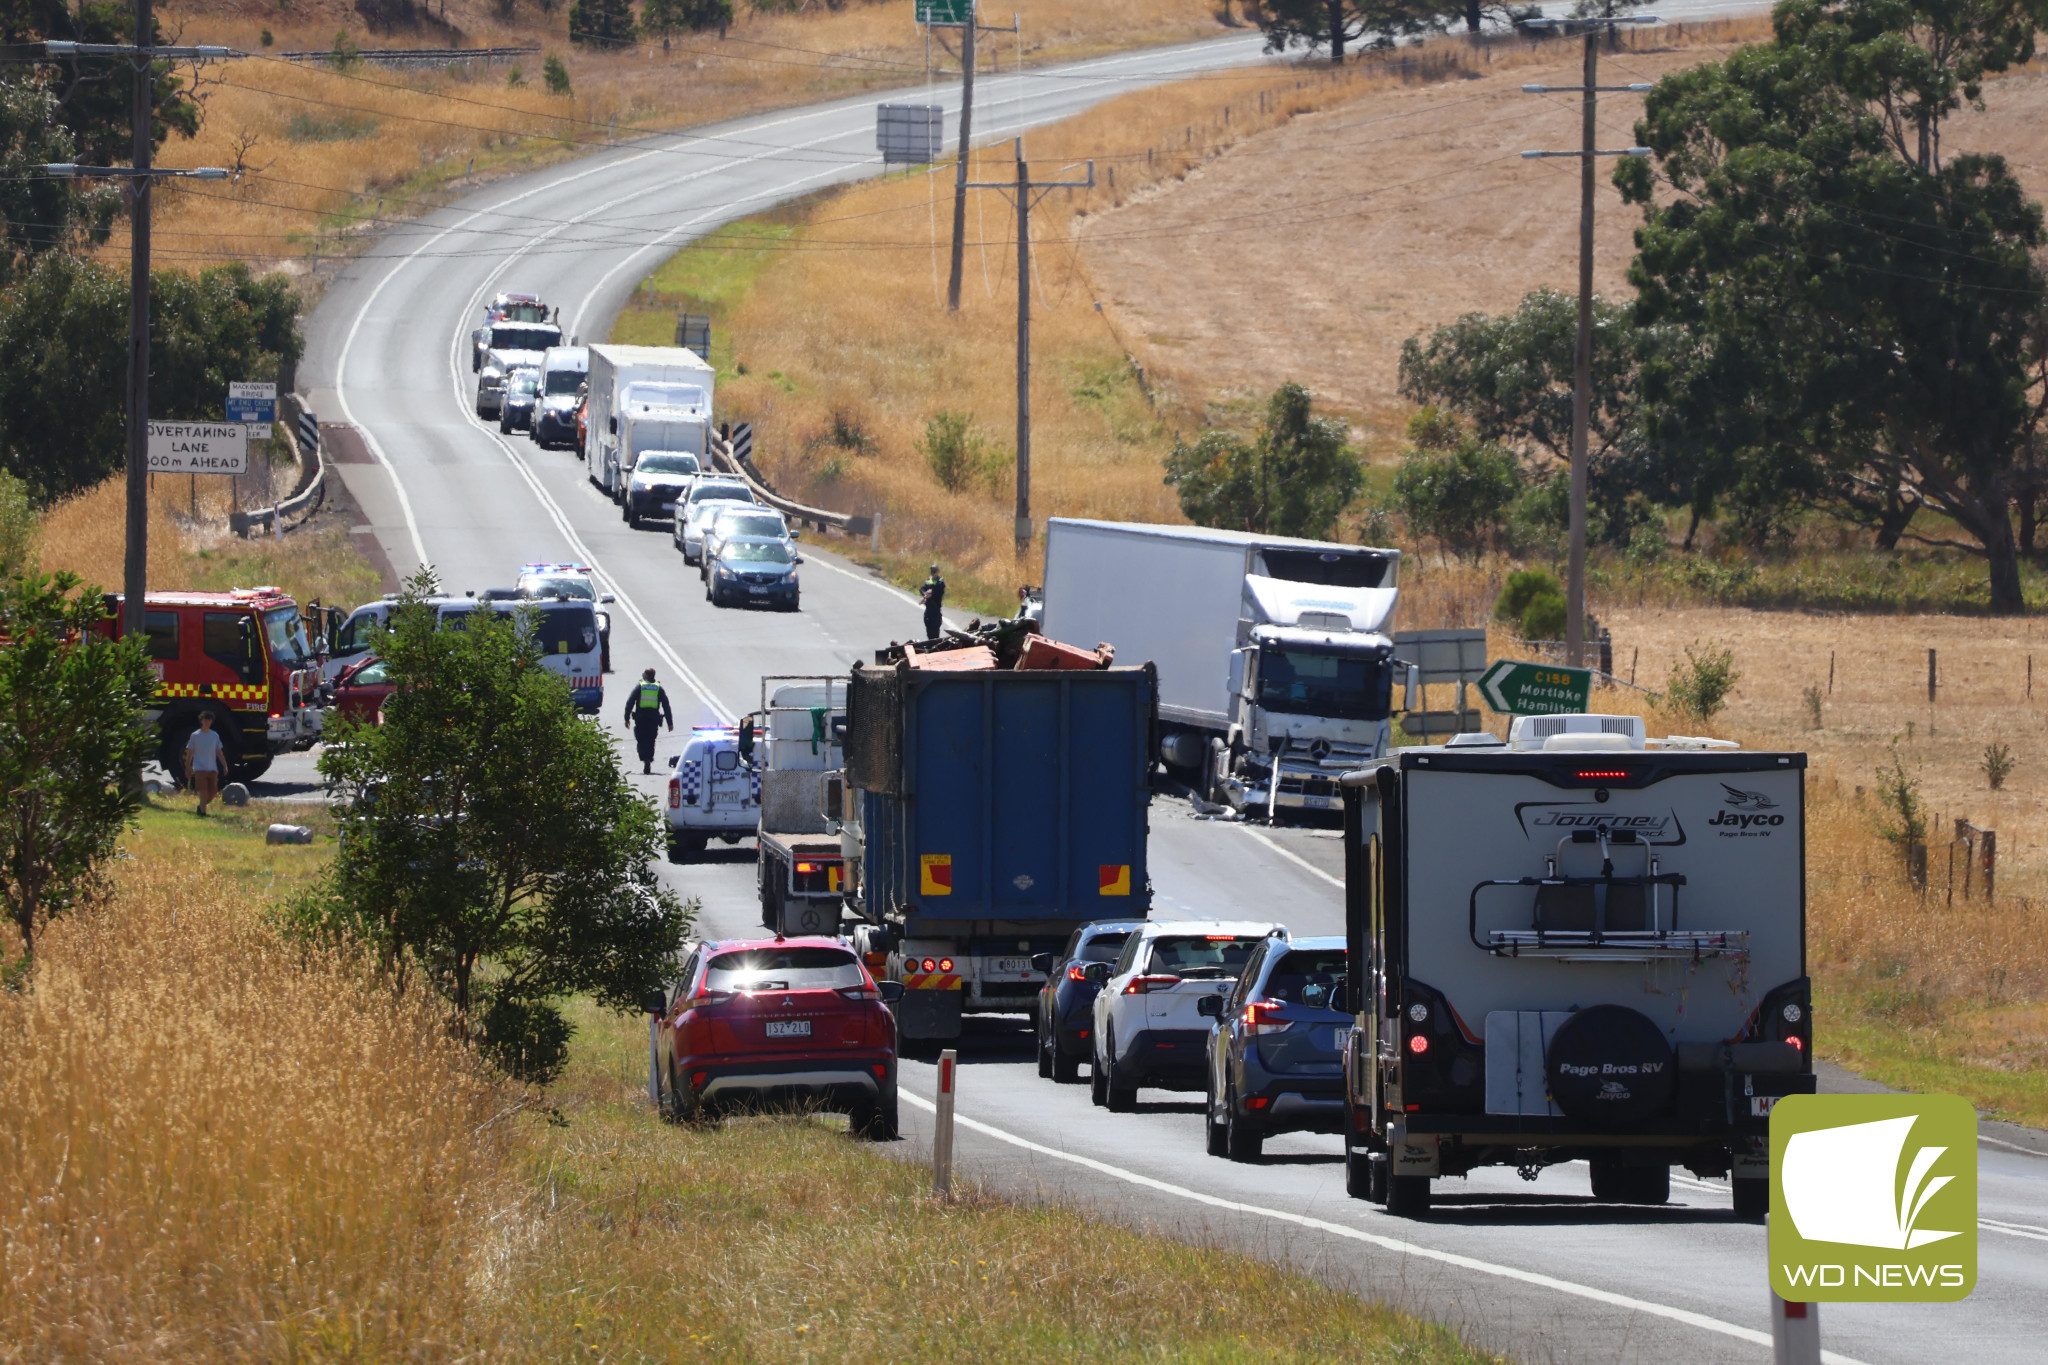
(321, 592, 604, 713)
(665, 725, 761, 860)
(516, 562, 614, 674)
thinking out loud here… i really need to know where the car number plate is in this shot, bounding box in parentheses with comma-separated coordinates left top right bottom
(1750, 1095, 1779, 1118)
(994, 956, 1030, 974)
(765, 1019, 811, 1039)
(659, 501, 676, 513)
(1301, 795, 1333, 809)
(750, 586, 770, 595)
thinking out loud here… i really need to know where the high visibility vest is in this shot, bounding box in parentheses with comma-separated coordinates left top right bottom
(637, 682, 662, 710)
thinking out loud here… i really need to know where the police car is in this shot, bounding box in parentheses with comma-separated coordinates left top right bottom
(664, 725, 761, 861)
(516, 563, 614, 675)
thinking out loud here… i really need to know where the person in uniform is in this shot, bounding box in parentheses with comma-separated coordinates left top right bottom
(623, 668, 674, 773)
(919, 564, 946, 641)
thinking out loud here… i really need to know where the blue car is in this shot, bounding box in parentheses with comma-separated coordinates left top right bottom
(1200, 934, 1349, 1161)
(1032, 920, 1145, 1083)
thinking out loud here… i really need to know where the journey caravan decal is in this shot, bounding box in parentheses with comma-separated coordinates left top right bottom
(1514, 802, 1685, 845)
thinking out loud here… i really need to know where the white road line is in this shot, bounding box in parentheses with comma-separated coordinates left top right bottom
(1235, 823, 1345, 890)
(1980, 1217, 2048, 1243)
(1978, 1132, 2047, 1157)
(899, 1090, 1871, 1365)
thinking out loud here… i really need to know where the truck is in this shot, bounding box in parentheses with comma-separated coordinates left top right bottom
(827, 646, 1159, 1049)
(99, 587, 326, 784)
(1039, 518, 1408, 819)
(582, 344, 716, 501)
(1336, 713, 1813, 1220)
(473, 317, 563, 419)
(753, 677, 850, 938)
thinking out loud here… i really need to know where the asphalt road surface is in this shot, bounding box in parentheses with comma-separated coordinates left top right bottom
(297, 19, 2048, 1363)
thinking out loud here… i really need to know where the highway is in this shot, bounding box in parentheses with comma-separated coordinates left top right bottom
(297, 20, 2048, 1364)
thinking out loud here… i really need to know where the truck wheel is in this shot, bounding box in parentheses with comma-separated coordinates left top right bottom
(1385, 1174, 1432, 1220)
(228, 753, 272, 784)
(1590, 1156, 1670, 1205)
(1732, 1176, 1769, 1220)
(1224, 1081, 1263, 1162)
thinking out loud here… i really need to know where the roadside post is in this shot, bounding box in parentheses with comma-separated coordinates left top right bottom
(1770, 1294, 1820, 1365)
(933, 1047, 958, 1199)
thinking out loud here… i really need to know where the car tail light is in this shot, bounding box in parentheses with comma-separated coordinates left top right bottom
(838, 985, 880, 1002)
(1246, 1096, 1271, 1110)
(1243, 999, 1288, 1035)
(692, 989, 732, 1007)
(668, 779, 680, 809)
(690, 1070, 709, 1090)
(1066, 963, 1089, 983)
(871, 1063, 888, 1078)
(1122, 974, 1181, 995)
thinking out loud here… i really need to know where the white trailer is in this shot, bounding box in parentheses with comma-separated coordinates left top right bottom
(1040, 518, 1405, 816)
(583, 344, 717, 500)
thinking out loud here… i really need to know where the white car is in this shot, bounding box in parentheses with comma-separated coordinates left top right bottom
(672, 478, 756, 564)
(1088, 920, 1285, 1111)
(699, 504, 794, 581)
(622, 450, 701, 528)
(664, 725, 759, 860)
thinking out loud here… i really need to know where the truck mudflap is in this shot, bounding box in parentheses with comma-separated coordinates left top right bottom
(894, 987, 963, 1041)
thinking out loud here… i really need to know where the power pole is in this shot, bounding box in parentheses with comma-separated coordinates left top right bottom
(966, 140, 1093, 553)
(1520, 14, 1656, 667)
(44, 29, 235, 635)
(940, 3, 1017, 312)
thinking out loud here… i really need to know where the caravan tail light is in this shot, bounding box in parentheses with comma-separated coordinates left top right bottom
(1407, 1034, 1430, 1055)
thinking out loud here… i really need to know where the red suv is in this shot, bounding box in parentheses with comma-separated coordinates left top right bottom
(650, 937, 903, 1138)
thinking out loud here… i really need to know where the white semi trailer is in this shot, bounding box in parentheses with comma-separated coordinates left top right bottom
(1040, 518, 1408, 816)
(583, 344, 717, 500)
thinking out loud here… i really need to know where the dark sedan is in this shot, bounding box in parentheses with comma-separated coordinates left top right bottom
(499, 369, 539, 433)
(1201, 934, 1349, 1161)
(1032, 920, 1143, 1082)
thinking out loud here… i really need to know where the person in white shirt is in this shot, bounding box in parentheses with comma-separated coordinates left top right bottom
(184, 711, 227, 817)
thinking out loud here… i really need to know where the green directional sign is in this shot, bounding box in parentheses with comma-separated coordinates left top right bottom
(917, 0, 973, 23)
(1477, 658, 1592, 716)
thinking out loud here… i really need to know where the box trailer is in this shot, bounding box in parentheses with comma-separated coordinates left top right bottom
(1337, 714, 1813, 1219)
(755, 677, 851, 938)
(1040, 518, 1406, 817)
(583, 344, 716, 500)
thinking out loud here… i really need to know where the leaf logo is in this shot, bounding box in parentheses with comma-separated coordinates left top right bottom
(1782, 1115, 1961, 1250)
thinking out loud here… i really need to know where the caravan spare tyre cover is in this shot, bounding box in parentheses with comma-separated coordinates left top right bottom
(1544, 1005, 1676, 1124)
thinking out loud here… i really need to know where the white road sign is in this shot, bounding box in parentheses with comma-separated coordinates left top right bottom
(147, 421, 248, 474)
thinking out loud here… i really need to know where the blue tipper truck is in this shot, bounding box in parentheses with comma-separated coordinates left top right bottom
(833, 655, 1158, 1047)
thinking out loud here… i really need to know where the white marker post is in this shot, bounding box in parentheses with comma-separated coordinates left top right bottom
(933, 1048, 958, 1199)
(1771, 1293, 1820, 1365)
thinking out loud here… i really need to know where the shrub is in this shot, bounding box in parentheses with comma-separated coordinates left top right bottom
(329, 30, 359, 70)
(1495, 567, 1560, 624)
(1874, 744, 1928, 867)
(543, 54, 572, 96)
(920, 410, 992, 493)
(1388, 409, 1520, 561)
(1664, 640, 1740, 722)
(1520, 589, 1567, 641)
(1163, 382, 1361, 539)
(1983, 741, 2017, 791)
(1802, 683, 1823, 729)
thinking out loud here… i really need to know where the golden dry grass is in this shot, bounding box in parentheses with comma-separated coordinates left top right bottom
(148, 1, 1236, 276)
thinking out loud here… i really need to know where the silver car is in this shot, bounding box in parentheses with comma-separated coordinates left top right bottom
(672, 479, 756, 564)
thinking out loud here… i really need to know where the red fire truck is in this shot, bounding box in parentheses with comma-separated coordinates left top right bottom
(100, 587, 327, 784)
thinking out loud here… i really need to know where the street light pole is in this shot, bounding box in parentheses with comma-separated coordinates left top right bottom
(1520, 15, 1657, 668)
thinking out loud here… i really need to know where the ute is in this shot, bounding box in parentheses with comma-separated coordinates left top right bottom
(99, 587, 325, 783)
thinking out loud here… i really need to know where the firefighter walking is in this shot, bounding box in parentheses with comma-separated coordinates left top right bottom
(623, 668, 674, 774)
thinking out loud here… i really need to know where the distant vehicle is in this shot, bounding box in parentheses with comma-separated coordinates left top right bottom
(322, 593, 489, 682)
(474, 319, 563, 416)
(1040, 519, 1411, 819)
(1031, 920, 1145, 1082)
(674, 478, 757, 564)
(665, 724, 759, 859)
(700, 505, 792, 580)
(331, 656, 395, 724)
(323, 590, 602, 711)
(1200, 934, 1348, 1161)
(649, 936, 903, 1137)
(532, 346, 589, 449)
(622, 450, 701, 528)
(1338, 715, 1811, 1220)
(472, 292, 551, 370)
(706, 537, 802, 610)
(515, 563, 613, 675)
(1085, 920, 1283, 1112)
(583, 345, 716, 499)
(498, 368, 540, 433)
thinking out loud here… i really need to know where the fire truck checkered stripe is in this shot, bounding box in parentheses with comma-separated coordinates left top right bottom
(158, 682, 267, 703)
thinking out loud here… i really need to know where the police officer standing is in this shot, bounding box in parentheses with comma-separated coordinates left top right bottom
(623, 667, 674, 774)
(919, 563, 946, 641)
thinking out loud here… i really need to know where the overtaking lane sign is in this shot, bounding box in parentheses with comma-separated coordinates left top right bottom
(147, 421, 248, 474)
(1478, 658, 1593, 716)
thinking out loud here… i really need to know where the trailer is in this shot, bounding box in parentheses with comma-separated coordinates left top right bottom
(1040, 518, 1409, 818)
(831, 653, 1158, 1048)
(1338, 714, 1813, 1220)
(582, 344, 716, 499)
(755, 677, 851, 937)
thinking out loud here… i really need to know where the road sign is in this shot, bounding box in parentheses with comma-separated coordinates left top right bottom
(916, 0, 972, 24)
(227, 382, 276, 440)
(877, 103, 944, 163)
(1477, 658, 1592, 716)
(147, 421, 248, 474)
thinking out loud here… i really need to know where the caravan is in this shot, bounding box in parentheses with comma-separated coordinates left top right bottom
(583, 344, 716, 500)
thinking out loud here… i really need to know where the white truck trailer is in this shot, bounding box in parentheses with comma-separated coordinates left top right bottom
(583, 344, 717, 500)
(1040, 518, 1408, 816)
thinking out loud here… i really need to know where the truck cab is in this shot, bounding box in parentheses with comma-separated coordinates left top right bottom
(103, 587, 326, 784)
(665, 725, 761, 860)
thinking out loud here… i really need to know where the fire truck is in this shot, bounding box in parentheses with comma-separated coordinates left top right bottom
(100, 587, 327, 784)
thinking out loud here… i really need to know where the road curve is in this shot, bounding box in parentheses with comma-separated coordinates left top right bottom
(299, 18, 2048, 1363)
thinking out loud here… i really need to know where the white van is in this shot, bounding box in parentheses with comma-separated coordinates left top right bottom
(320, 595, 604, 713)
(533, 345, 589, 449)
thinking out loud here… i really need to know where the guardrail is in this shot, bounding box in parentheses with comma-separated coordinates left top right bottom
(229, 394, 324, 538)
(703, 430, 876, 541)
(277, 45, 539, 67)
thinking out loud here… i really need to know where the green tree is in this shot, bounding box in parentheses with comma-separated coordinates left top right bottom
(0, 470, 34, 575)
(302, 572, 691, 1082)
(0, 254, 302, 501)
(1253, 0, 1430, 61)
(1388, 407, 1520, 560)
(0, 569, 156, 966)
(642, 0, 732, 32)
(1619, 0, 2048, 611)
(1164, 382, 1362, 538)
(569, 0, 637, 48)
(543, 54, 572, 96)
